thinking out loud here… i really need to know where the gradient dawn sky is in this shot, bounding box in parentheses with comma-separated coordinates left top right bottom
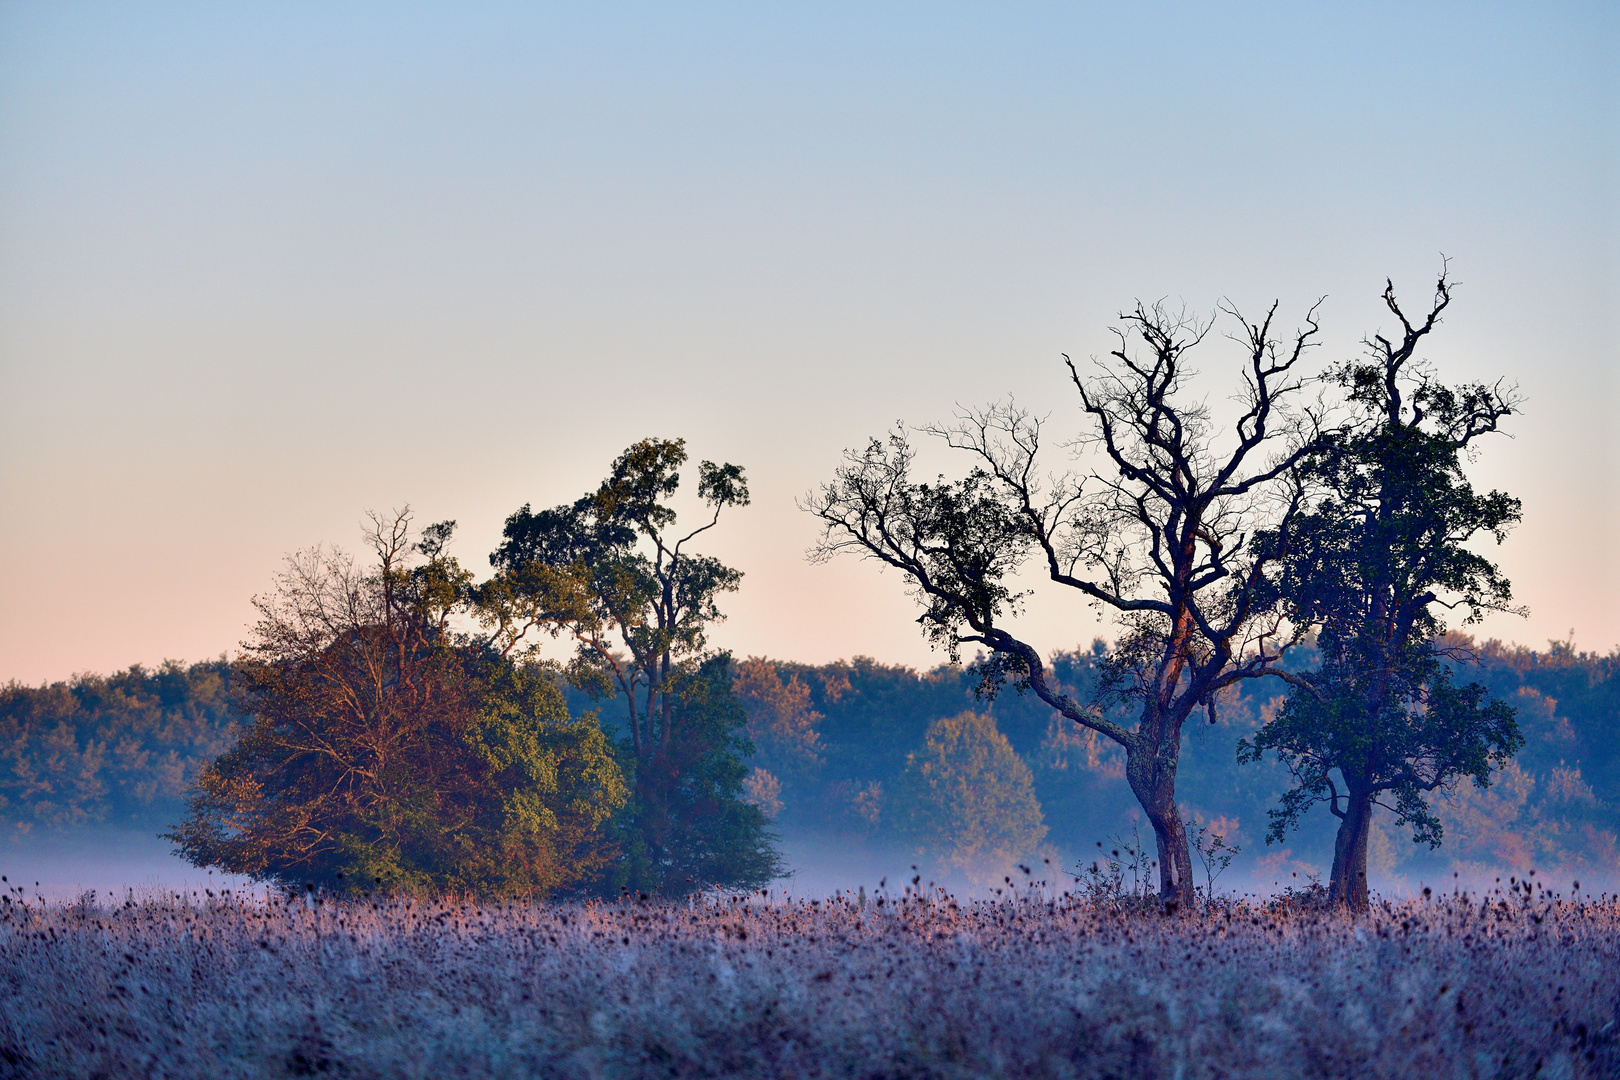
(1, 2, 1615, 685)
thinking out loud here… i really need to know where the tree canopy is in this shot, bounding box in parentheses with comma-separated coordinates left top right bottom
(168, 513, 626, 897)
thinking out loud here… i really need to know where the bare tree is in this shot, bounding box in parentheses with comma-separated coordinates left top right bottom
(806, 300, 1322, 908)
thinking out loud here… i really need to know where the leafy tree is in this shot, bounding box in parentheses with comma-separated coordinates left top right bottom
(1239, 271, 1524, 910)
(808, 300, 1321, 907)
(894, 711, 1047, 880)
(481, 439, 781, 893)
(168, 512, 626, 896)
(609, 654, 783, 894)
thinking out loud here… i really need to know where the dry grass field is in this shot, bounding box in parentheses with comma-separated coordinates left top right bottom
(2, 879, 1617, 1079)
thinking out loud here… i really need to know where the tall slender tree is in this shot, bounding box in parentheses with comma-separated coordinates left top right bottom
(1240, 270, 1524, 910)
(480, 439, 781, 893)
(808, 300, 1321, 908)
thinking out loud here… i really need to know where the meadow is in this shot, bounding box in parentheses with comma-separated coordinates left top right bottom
(2, 880, 1617, 1079)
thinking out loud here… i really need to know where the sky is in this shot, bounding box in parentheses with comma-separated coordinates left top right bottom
(1, 1, 1615, 685)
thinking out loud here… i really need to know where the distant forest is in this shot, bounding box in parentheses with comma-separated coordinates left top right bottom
(3, 636, 1616, 887)
(749, 639, 1620, 887)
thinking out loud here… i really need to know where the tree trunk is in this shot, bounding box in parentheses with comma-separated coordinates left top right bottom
(1328, 783, 1373, 912)
(1124, 740, 1196, 911)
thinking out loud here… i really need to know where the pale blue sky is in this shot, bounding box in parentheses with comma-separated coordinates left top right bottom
(1, 2, 1614, 682)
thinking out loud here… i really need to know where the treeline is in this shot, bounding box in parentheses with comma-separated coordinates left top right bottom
(725, 640, 1620, 887)
(0, 661, 238, 832)
(6, 637, 1616, 888)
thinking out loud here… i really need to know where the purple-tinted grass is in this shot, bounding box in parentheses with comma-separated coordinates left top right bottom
(2, 883, 1617, 1078)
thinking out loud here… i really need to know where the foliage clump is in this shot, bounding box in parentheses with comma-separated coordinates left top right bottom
(894, 711, 1047, 878)
(605, 655, 783, 895)
(166, 513, 626, 897)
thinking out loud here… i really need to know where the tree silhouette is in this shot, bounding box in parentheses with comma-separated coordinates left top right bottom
(808, 299, 1321, 907)
(1240, 269, 1524, 910)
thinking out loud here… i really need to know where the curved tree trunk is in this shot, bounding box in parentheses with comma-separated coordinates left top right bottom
(1328, 782, 1374, 912)
(1125, 740, 1196, 911)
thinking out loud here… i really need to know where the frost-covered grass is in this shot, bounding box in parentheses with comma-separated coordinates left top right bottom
(2, 880, 1617, 1079)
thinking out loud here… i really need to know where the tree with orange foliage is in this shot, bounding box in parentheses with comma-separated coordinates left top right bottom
(733, 658, 823, 814)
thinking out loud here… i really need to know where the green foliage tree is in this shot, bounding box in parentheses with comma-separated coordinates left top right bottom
(894, 711, 1047, 880)
(1240, 271, 1524, 910)
(808, 300, 1322, 907)
(168, 512, 626, 896)
(481, 439, 781, 893)
(611, 654, 783, 893)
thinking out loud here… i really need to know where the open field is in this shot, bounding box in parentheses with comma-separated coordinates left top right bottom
(2, 884, 1617, 1079)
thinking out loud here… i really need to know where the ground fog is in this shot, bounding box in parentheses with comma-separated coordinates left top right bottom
(2, 883, 1617, 1079)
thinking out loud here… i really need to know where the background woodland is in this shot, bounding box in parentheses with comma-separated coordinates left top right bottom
(3, 635, 1615, 891)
